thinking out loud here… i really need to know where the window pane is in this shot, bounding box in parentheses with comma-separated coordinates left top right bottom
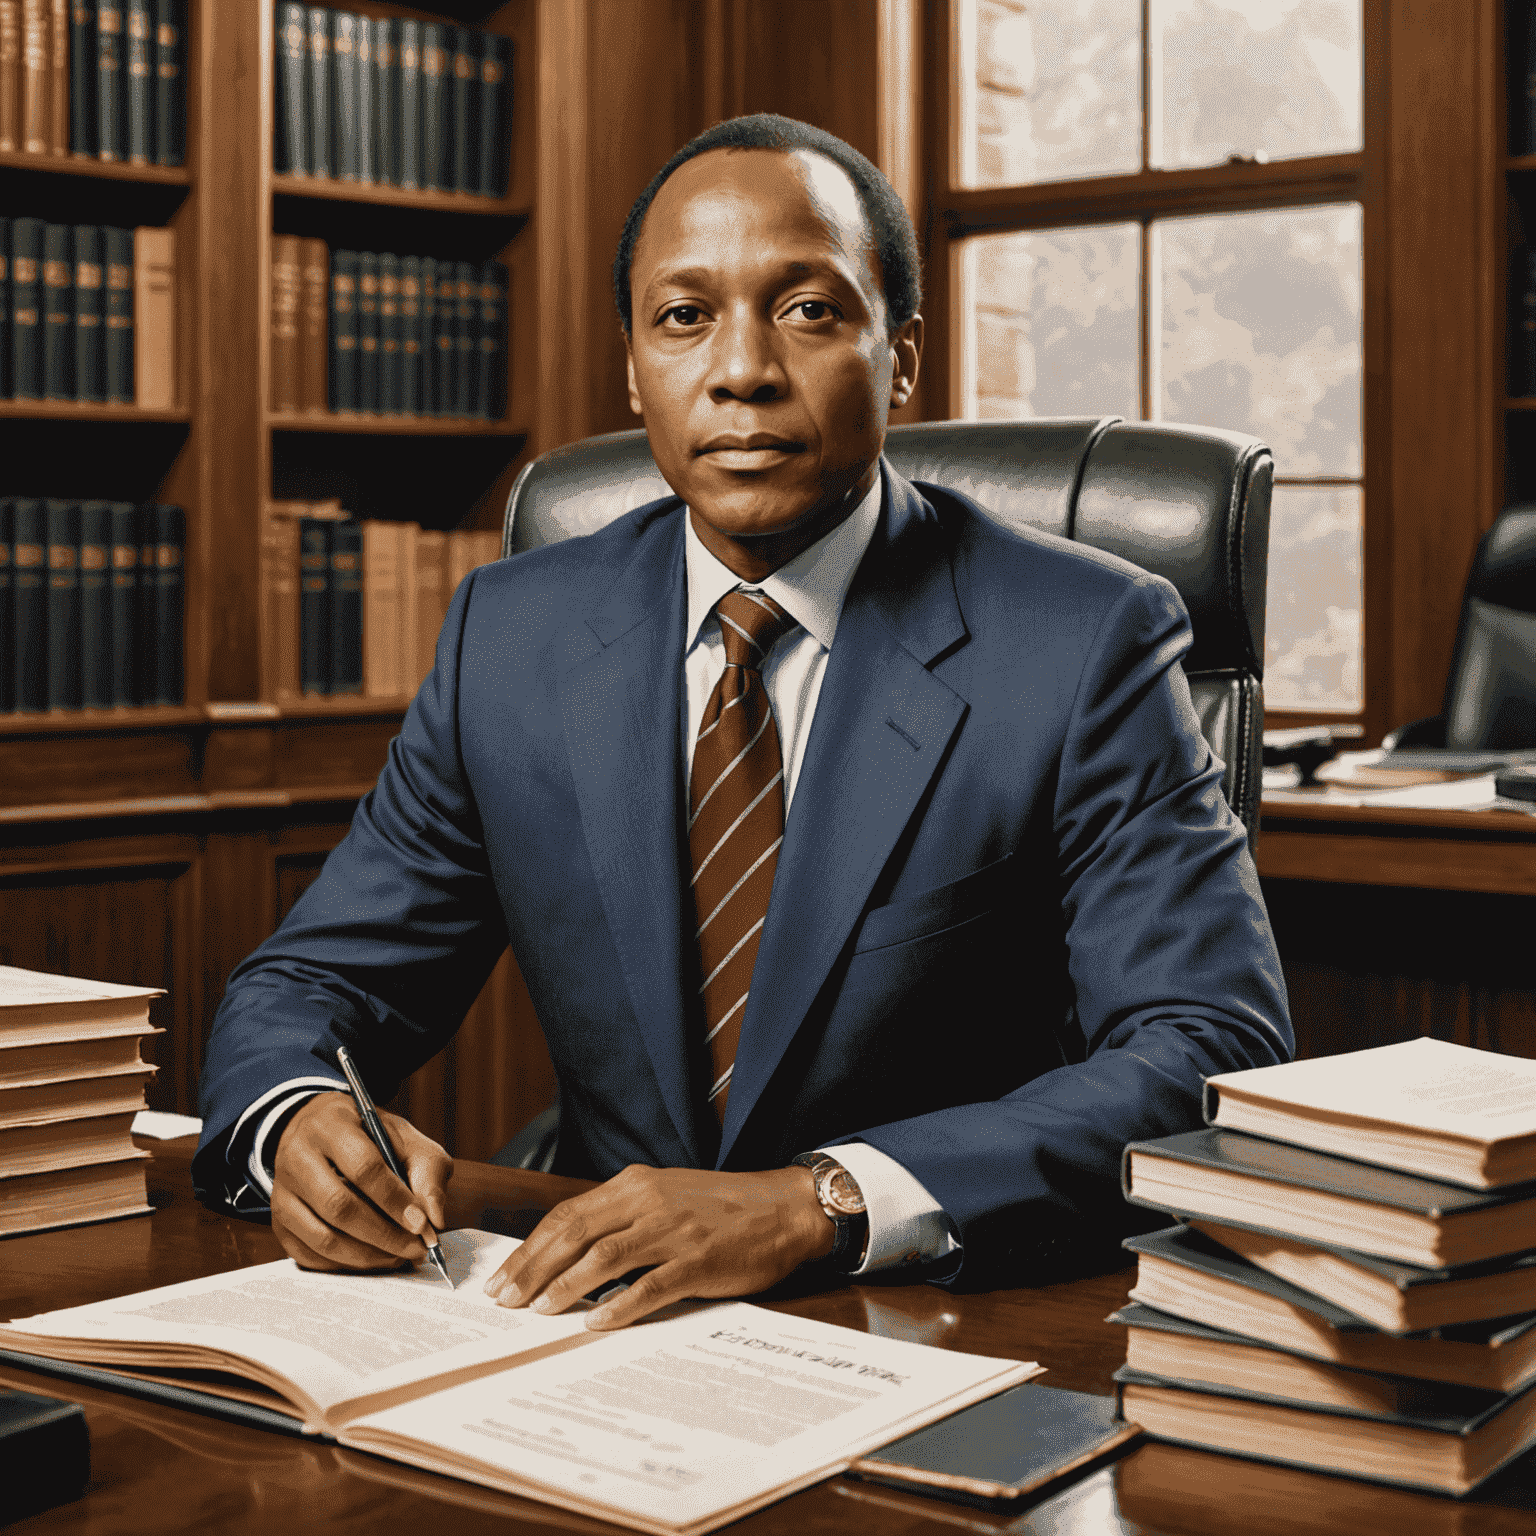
(1265, 485, 1362, 709)
(1158, 203, 1362, 476)
(961, 223, 1140, 420)
(1151, 0, 1363, 169)
(957, 0, 1140, 188)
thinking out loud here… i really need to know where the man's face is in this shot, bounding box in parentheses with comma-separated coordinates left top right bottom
(625, 148, 921, 576)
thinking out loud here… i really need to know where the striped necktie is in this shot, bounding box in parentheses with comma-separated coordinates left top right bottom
(689, 588, 799, 1124)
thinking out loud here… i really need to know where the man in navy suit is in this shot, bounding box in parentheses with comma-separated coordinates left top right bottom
(194, 115, 1291, 1326)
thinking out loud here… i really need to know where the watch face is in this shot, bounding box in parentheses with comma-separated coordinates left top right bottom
(823, 1165, 866, 1215)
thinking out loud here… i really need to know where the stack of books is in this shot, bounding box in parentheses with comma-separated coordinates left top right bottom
(1, 497, 183, 714)
(1114, 1037, 1536, 1497)
(0, 965, 161, 1238)
(259, 498, 499, 702)
(0, 1, 185, 166)
(1, 218, 176, 408)
(273, 5, 512, 197)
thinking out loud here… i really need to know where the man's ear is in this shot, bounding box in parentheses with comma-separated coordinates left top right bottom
(625, 335, 643, 416)
(889, 314, 922, 409)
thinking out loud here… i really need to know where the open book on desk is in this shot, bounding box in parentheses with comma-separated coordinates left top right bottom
(0, 1229, 1038, 1536)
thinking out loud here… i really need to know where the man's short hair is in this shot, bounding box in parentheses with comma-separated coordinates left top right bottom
(613, 113, 921, 338)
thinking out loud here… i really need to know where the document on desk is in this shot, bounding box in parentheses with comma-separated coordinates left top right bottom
(0, 1230, 1038, 1535)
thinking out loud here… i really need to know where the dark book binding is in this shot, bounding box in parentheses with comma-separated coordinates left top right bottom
(45, 498, 82, 710)
(419, 255, 438, 415)
(430, 257, 454, 416)
(418, 21, 444, 192)
(73, 223, 105, 403)
(299, 517, 329, 693)
(272, 2, 307, 175)
(12, 499, 46, 711)
(124, 0, 151, 164)
(452, 260, 474, 416)
(329, 519, 362, 695)
(477, 32, 510, 197)
(102, 224, 132, 403)
(371, 14, 394, 184)
(95, 0, 124, 161)
(378, 249, 400, 413)
(152, 0, 182, 165)
(108, 500, 137, 704)
(0, 214, 10, 398)
(476, 258, 506, 420)
(0, 499, 12, 713)
(0, 1390, 90, 1523)
(398, 253, 421, 414)
(449, 25, 475, 193)
(147, 502, 182, 704)
(328, 7, 356, 181)
(78, 500, 111, 707)
(328, 247, 357, 410)
(354, 13, 373, 183)
(11, 217, 44, 400)
(394, 17, 418, 189)
(70, 0, 97, 155)
(304, 4, 329, 177)
(42, 222, 74, 401)
(356, 248, 379, 412)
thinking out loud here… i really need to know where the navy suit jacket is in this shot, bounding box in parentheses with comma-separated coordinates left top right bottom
(194, 462, 1292, 1288)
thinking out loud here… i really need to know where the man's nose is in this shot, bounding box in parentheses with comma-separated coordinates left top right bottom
(707, 309, 786, 402)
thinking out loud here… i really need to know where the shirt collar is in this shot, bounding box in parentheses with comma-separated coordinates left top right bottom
(683, 474, 883, 655)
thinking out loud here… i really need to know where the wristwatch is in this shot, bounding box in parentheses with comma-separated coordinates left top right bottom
(791, 1152, 869, 1273)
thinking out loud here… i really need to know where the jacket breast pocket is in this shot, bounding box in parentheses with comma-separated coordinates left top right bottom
(852, 853, 1015, 954)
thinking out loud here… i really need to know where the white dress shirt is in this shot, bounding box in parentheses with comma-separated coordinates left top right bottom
(237, 480, 961, 1275)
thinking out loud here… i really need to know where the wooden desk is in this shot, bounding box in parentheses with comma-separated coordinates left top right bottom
(6, 1140, 1536, 1534)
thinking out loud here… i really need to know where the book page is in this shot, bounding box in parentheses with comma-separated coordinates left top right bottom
(343, 1300, 1038, 1536)
(0, 966, 163, 1006)
(0, 1229, 591, 1426)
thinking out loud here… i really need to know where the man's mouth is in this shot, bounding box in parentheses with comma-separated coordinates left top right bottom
(696, 435, 805, 470)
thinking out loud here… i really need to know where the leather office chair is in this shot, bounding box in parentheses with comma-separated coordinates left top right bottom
(490, 418, 1274, 1173)
(1382, 505, 1536, 752)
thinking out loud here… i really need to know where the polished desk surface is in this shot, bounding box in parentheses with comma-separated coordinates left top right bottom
(7, 1141, 1536, 1534)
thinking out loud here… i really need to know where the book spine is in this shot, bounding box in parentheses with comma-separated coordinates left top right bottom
(0, 215, 8, 398)
(304, 4, 329, 177)
(329, 519, 362, 695)
(21, 0, 44, 152)
(298, 235, 327, 412)
(10, 217, 44, 399)
(124, 0, 148, 163)
(72, 222, 103, 402)
(68, 0, 92, 153)
(45, 498, 81, 709)
(42, 221, 73, 399)
(419, 255, 436, 415)
(272, 1, 306, 174)
(356, 248, 378, 411)
(151, 0, 180, 165)
(453, 260, 474, 417)
(412, 527, 444, 685)
(372, 15, 393, 184)
(432, 256, 457, 416)
(148, 501, 182, 703)
(399, 254, 420, 415)
(418, 22, 443, 192)
(132, 222, 173, 408)
(299, 517, 329, 693)
(269, 232, 300, 413)
(378, 249, 399, 414)
(328, 246, 356, 410)
(449, 25, 473, 193)
(395, 17, 418, 189)
(328, 7, 354, 181)
(478, 32, 509, 198)
(395, 521, 416, 695)
(78, 499, 110, 707)
(0, 0, 19, 153)
(258, 504, 300, 700)
(134, 503, 154, 701)
(361, 519, 397, 698)
(48, 0, 66, 152)
(102, 223, 131, 402)
(478, 258, 507, 421)
(95, 0, 123, 161)
(0, 500, 12, 713)
(12, 500, 46, 711)
(108, 500, 137, 703)
(354, 13, 372, 183)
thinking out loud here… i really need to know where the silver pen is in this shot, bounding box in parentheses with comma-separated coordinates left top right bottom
(334, 1045, 453, 1289)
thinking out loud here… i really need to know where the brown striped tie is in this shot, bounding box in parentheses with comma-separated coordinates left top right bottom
(689, 588, 799, 1124)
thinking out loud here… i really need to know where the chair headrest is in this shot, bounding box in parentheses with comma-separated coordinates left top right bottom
(1470, 505, 1536, 614)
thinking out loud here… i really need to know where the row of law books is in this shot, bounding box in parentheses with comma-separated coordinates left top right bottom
(0, 965, 161, 1239)
(273, 5, 512, 198)
(1, 497, 183, 714)
(260, 499, 499, 702)
(1, 218, 175, 406)
(0, 0, 185, 165)
(270, 243, 506, 419)
(1116, 1036, 1536, 1497)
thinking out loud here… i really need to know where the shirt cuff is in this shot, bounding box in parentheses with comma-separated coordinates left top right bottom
(814, 1142, 961, 1276)
(233, 1076, 348, 1197)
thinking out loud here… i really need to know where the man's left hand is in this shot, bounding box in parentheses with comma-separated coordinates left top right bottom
(482, 1165, 836, 1329)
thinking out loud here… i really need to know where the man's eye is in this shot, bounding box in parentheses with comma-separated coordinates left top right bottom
(663, 305, 704, 326)
(790, 301, 836, 322)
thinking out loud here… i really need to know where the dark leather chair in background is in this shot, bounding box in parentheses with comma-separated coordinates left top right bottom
(491, 417, 1274, 1172)
(1383, 505, 1536, 753)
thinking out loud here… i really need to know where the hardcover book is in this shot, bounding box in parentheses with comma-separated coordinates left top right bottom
(272, 1, 306, 174)
(69, 0, 93, 155)
(73, 223, 105, 403)
(452, 260, 474, 416)
(354, 13, 373, 182)
(0, 0, 20, 153)
(418, 21, 444, 191)
(356, 249, 379, 411)
(304, 3, 329, 177)
(144, 501, 181, 703)
(449, 25, 474, 193)
(371, 14, 394, 184)
(10, 216, 44, 399)
(94, 0, 123, 161)
(328, 247, 357, 410)
(78, 499, 110, 707)
(106, 500, 135, 704)
(475, 258, 506, 420)
(102, 224, 132, 402)
(11, 498, 45, 710)
(477, 32, 510, 197)
(41, 221, 72, 399)
(329, 518, 362, 695)
(131, 223, 173, 408)
(328, 7, 356, 181)
(398, 253, 421, 414)
(123, 0, 149, 164)
(297, 235, 327, 412)
(152, 0, 181, 165)
(47, 0, 65, 153)
(269, 233, 301, 412)
(20, 0, 45, 152)
(378, 250, 400, 413)
(44, 497, 80, 708)
(299, 516, 329, 693)
(394, 16, 418, 189)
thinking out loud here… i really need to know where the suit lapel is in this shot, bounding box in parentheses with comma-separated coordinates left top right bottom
(718, 465, 971, 1164)
(558, 503, 706, 1167)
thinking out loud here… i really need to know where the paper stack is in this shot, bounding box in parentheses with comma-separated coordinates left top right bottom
(1113, 1038, 1536, 1496)
(0, 967, 163, 1237)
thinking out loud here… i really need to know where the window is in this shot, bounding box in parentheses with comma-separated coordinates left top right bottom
(937, 0, 1373, 715)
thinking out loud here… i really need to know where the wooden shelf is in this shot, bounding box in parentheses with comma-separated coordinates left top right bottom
(267, 410, 524, 437)
(0, 400, 189, 422)
(1509, 154, 1536, 172)
(0, 150, 190, 185)
(0, 706, 206, 739)
(1508, 397, 1536, 411)
(271, 173, 527, 218)
(271, 696, 413, 718)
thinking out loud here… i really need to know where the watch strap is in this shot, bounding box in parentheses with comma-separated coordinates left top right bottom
(791, 1152, 869, 1273)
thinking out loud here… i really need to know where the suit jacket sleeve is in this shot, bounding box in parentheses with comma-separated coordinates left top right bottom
(848, 572, 1293, 1289)
(192, 571, 508, 1209)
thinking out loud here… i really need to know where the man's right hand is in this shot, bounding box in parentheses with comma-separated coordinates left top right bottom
(270, 1091, 452, 1272)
